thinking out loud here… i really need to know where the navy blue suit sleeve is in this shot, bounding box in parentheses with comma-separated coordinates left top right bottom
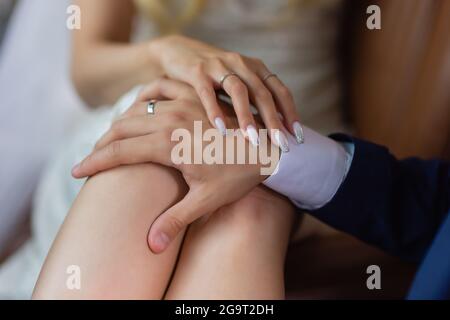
(311, 135, 450, 263)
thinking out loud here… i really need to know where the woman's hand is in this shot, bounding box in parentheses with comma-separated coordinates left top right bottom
(149, 35, 304, 150)
(72, 79, 279, 254)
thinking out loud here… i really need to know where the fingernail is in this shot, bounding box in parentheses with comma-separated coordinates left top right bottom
(293, 121, 305, 144)
(71, 163, 80, 176)
(214, 117, 227, 136)
(274, 130, 289, 153)
(246, 125, 260, 147)
(153, 232, 170, 252)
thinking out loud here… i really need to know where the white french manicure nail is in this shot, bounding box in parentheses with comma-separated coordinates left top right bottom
(274, 130, 289, 153)
(246, 125, 260, 147)
(293, 121, 304, 144)
(214, 117, 227, 136)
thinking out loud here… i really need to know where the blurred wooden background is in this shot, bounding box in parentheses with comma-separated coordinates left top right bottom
(346, 0, 450, 159)
(286, 0, 450, 299)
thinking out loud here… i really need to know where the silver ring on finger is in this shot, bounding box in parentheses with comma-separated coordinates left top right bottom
(147, 99, 158, 115)
(219, 72, 239, 88)
(262, 73, 277, 82)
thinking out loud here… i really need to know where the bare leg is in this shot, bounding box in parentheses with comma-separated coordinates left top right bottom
(32, 163, 188, 299)
(33, 166, 295, 299)
(166, 186, 296, 300)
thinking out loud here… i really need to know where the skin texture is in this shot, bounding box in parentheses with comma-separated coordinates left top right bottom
(32, 79, 296, 299)
(33, 164, 188, 299)
(73, 0, 300, 142)
(72, 79, 282, 253)
(32, 153, 294, 300)
(34, 1, 320, 298)
(165, 186, 295, 299)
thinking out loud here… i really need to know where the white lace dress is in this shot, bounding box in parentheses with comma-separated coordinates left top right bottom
(0, 0, 347, 299)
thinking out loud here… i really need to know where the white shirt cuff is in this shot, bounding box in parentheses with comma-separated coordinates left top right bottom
(263, 126, 353, 210)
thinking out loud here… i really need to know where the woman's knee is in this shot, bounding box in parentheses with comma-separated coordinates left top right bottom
(82, 163, 188, 216)
(164, 187, 295, 300)
(33, 163, 188, 300)
(197, 186, 296, 243)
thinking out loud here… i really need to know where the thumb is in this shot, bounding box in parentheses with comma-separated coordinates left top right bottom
(148, 188, 211, 254)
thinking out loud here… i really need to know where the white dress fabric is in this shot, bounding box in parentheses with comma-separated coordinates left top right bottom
(0, 0, 347, 299)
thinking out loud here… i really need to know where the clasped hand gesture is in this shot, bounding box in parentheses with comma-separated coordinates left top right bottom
(148, 35, 304, 149)
(72, 79, 279, 253)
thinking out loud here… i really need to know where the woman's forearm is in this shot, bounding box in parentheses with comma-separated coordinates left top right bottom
(72, 41, 164, 107)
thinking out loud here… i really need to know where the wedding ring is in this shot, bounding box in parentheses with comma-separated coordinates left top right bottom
(219, 72, 239, 88)
(147, 100, 157, 115)
(262, 73, 277, 82)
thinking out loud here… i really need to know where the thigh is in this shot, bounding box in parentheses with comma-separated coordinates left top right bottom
(165, 186, 296, 300)
(32, 163, 188, 299)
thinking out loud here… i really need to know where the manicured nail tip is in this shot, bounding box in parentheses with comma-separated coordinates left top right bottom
(293, 121, 305, 144)
(153, 232, 170, 252)
(214, 117, 227, 136)
(275, 131, 289, 153)
(247, 125, 260, 147)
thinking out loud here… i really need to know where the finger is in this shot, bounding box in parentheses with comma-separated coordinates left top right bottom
(148, 187, 216, 253)
(220, 74, 259, 146)
(235, 70, 289, 152)
(260, 73, 303, 144)
(136, 78, 195, 102)
(121, 100, 173, 118)
(72, 133, 171, 178)
(94, 115, 163, 151)
(191, 69, 227, 136)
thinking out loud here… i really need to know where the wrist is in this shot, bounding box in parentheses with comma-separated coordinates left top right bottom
(144, 38, 165, 75)
(147, 35, 179, 67)
(263, 127, 352, 210)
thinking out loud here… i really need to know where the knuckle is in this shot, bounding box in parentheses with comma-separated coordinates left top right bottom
(152, 77, 165, 89)
(166, 214, 185, 234)
(108, 140, 122, 159)
(136, 88, 148, 101)
(110, 120, 124, 137)
(226, 51, 244, 64)
(137, 80, 160, 100)
(78, 156, 89, 170)
(208, 57, 224, 68)
(252, 58, 265, 67)
(192, 62, 206, 77)
(167, 110, 187, 123)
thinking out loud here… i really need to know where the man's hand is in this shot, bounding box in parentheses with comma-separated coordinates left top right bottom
(72, 79, 279, 253)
